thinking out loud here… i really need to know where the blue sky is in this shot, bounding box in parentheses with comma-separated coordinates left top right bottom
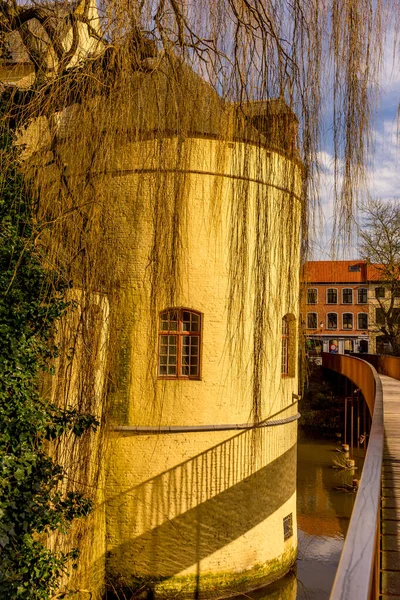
(310, 36, 400, 260)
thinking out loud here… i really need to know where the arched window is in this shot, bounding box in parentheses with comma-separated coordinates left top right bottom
(357, 288, 368, 304)
(307, 312, 318, 329)
(327, 288, 338, 304)
(281, 316, 289, 375)
(327, 313, 338, 329)
(358, 313, 368, 330)
(307, 288, 318, 304)
(342, 313, 353, 329)
(342, 288, 353, 304)
(282, 315, 296, 377)
(158, 309, 201, 379)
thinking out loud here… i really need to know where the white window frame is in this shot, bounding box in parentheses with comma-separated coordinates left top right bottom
(357, 288, 368, 304)
(327, 312, 338, 330)
(307, 288, 318, 305)
(342, 312, 354, 330)
(357, 313, 368, 330)
(342, 288, 353, 304)
(307, 312, 318, 329)
(326, 288, 338, 304)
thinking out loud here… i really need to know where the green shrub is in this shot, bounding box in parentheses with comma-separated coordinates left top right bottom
(0, 115, 98, 599)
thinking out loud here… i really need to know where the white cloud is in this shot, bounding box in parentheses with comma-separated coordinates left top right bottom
(309, 41, 400, 260)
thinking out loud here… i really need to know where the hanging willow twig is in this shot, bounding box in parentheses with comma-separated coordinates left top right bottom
(0, 0, 398, 594)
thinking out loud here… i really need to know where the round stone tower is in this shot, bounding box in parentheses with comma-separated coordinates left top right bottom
(102, 56, 303, 598)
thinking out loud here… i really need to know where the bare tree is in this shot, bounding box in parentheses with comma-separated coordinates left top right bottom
(359, 199, 400, 355)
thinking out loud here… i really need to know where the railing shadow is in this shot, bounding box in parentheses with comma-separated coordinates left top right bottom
(106, 414, 298, 597)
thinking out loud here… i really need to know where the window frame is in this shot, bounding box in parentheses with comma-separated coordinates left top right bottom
(326, 288, 338, 304)
(375, 307, 385, 326)
(342, 312, 354, 330)
(357, 313, 368, 330)
(375, 287, 385, 299)
(281, 316, 290, 375)
(158, 308, 202, 380)
(327, 312, 338, 330)
(307, 312, 318, 329)
(357, 288, 368, 304)
(307, 288, 318, 305)
(342, 288, 353, 304)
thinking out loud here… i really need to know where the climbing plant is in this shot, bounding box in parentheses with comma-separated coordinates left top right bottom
(0, 2, 399, 593)
(0, 113, 98, 599)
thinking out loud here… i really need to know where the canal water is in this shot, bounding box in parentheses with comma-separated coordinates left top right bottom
(232, 435, 364, 600)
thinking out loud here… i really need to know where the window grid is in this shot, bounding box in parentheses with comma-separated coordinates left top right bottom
(327, 313, 338, 329)
(327, 288, 338, 304)
(159, 334, 178, 376)
(158, 310, 201, 379)
(375, 287, 385, 299)
(307, 312, 318, 329)
(342, 313, 353, 329)
(358, 313, 368, 330)
(342, 288, 353, 304)
(357, 288, 368, 304)
(307, 288, 318, 304)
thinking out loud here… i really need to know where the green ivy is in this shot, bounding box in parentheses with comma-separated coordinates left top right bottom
(0, 113, 98, 598)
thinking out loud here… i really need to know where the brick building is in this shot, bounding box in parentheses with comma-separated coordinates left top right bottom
(302, 261, 370, 358)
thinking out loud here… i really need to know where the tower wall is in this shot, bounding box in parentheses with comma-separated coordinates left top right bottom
(104, 136, 302, 597)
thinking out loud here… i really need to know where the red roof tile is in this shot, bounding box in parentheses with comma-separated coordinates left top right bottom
(302, 261, 368, 283)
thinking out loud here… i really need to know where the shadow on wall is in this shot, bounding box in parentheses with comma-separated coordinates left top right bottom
(105, 421, 297, 596)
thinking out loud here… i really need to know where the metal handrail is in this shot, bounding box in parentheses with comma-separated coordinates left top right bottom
(322, 353, 384, 600)
(112, 412, 301, 434)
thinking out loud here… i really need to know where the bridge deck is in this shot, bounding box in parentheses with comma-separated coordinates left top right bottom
(380, 374, 400, 599)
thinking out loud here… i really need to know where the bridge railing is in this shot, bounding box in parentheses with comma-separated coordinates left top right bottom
(322, 353, 384, 600)
(352, 352, 400, 380)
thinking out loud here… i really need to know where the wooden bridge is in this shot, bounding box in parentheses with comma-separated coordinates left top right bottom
(323, 353, 400, 600)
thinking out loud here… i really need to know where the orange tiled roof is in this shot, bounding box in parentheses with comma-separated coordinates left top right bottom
(302, 261, 368, 283)
(302, 260, 388, 283)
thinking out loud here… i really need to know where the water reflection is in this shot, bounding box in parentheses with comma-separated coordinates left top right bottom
(296, 437, 363, 599)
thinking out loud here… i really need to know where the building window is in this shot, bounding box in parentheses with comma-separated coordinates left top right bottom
(342, 313, 353, 329)
(375, 287, 385, 299)
(344, 339, 354, 353)
(327, 313, 338, 329)
(375, 308, 385, 326)
(327, 288, 338, 304)
(342, 288, 353, 304)
(358, 313, 368, 330)
(307, 288, 318, 304)
(307, 312, 318, 329)
(282, 317, 289, 375)
(158, 309, 201, 378)
(349, 264, 361, 272)
(357, 288, 368, 304)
